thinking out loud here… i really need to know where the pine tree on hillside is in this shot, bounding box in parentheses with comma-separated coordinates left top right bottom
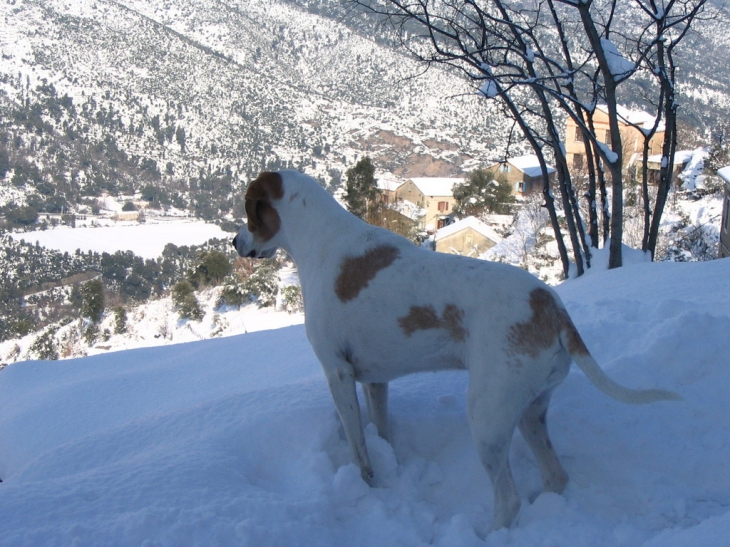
(344, 156, 381, 221)
(171, 280, 204, 321)
(81, 279, 105, 324)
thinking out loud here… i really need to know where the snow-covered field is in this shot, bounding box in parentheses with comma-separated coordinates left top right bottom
(1, 257, 729, 546)
(20, 219, 229, 259)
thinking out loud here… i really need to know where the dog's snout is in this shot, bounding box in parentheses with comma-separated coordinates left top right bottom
(232, 235, 238, 249)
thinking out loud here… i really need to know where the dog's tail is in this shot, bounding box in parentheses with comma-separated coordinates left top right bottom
(559, 317, 682, 404)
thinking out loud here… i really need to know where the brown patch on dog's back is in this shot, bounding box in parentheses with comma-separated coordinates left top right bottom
(399, 305, 440, 335)
(508, 288, 561, 358)
(399, 303, 469, 341)
(335, 245, 400, 302)
(245, 172, 284, 242)
(509, 287, 590, 358)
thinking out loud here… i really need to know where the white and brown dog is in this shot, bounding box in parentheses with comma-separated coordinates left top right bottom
(233, 170, 679, 530)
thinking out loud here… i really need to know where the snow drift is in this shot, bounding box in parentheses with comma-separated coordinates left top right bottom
(1, 258, 729, 546)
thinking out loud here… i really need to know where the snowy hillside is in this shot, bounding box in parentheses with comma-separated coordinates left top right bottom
(0, 0, 502, 190)
(1, 257, 729, 546)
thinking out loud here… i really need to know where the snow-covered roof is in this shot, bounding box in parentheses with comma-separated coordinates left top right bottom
(646, 150, 696, 165)
(506, 155, 556, 178)
(597, 104, 665, 132)
(408, 177, 464, 197)
(718, 166, 730, 184)
(434, 216, 502, 244)
(376, 171, 406, 192)
(391, 199, 426, 222)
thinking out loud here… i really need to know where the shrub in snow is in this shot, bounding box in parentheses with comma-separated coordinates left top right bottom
(279, 285, 303, 314)
(113, 307, 127, 334)
(171, 280, 204, 321)
(211, 314, 228, 337)
(28, 326, 60, 361)
(218, 273, 248, 308)
(242, 259, 280, 308)
(83, 323, 100, 346)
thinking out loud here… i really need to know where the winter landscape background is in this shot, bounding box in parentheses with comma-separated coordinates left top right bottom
(1, 0, 730, 545)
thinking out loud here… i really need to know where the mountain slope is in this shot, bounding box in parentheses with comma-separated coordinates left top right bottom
(0, 0, 501, 190)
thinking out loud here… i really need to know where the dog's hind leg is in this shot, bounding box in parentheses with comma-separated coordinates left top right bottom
(323, 359, 375, 485)
(363, 382, 389, 441)
(467, 369, 526, 530)
(518, 388, 569, 495)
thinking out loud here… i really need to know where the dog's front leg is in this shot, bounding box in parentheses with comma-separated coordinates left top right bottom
(363, 382, 389, 442)
(324, 361, 375, 485)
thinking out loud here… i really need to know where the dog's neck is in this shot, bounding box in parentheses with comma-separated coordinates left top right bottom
(277, 181, 369, 276)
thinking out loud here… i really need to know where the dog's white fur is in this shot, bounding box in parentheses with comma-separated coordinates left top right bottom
(233, 170, 680, 530)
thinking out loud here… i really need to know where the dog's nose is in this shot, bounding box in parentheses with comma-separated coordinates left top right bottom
(232, 235, 238, 249)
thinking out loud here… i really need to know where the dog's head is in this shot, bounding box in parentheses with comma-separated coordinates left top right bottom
(232, 172, 285, 259)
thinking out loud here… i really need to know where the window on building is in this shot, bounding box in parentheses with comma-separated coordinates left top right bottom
(572, 153, 584, 170)
(604, 129, 612, 144)
(574, 126, 584, 142)
(437, 201, 450, 212)
(516, 182, 526, 193)
(500, 163, 511, 173)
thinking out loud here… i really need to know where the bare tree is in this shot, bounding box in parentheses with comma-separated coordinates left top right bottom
(350, 0, 711, 273)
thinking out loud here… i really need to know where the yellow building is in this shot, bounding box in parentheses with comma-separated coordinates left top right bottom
(484, 154, 556, 195)
(434, 216, 502, 257)
(565, 105, 664, 173)
(395, 177, 464, 232)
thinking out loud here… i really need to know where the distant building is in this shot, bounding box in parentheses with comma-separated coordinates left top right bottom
(565, 104, 665, 174)
(434, 216, 502, 257)
(375, 172, 406, 205)
(484, 154, 556, 195)
(396, 177, 464, 232)
(718, 166, 730, 258)
(113, 211, 140, 222)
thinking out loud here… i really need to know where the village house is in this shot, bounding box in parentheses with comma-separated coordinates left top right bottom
(375, 172, 406, 205)
(565, 105, 665, 174)
(434, 216, 502, 257)
(484, 154, 556, 195)
(719, 166, 730, 258)
(395, 177, 464, 232)
(644, 150, 692, 186)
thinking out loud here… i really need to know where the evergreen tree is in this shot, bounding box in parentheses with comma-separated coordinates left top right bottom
(81, 279, 105, 324)
(171, 280, 204, 321)
(453, 169, 516, 218)
(113, 307, 127, 334)
(190, 250, 232, 287)
(344, 157, 381, 221)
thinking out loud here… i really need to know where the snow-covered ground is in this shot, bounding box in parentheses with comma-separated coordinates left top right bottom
(1, 257, 729, 546)
(19, 219, 229, 259)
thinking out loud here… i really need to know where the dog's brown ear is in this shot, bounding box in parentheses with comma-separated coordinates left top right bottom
(245, 172, 284, 241)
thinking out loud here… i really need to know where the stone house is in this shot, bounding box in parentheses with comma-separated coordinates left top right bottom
(484, 154, 556, 195)
(565, 105, 665, 173)
(434, 216, 501, 257)
(395, 177, 464, 232)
